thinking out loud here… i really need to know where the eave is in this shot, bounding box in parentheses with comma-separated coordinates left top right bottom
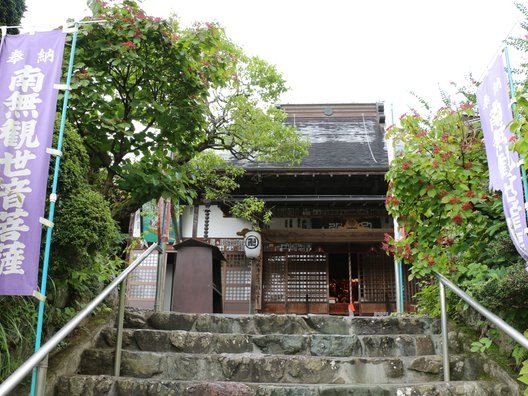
(262, 228, 393, 244)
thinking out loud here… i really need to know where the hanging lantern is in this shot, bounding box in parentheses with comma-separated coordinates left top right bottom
(244, 231, 262, 258)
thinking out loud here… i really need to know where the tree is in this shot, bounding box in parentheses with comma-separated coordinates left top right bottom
(67, 0, 309, 224)
(0, 0, 25, 33)
(384, 105, 507, 281)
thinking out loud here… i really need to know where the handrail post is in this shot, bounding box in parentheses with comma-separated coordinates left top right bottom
(114, 278, 127, 376)
(35, 354, 48, 396)
(439, 281, 450, 382)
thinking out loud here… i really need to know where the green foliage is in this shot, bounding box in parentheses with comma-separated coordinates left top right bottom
(519, 359, 528, 395)
(413, 282, 440, 316)
(0, 296, 37, 381)
(0, 0, 26, 34)
(230, 197, 272, 231)
(50, 120, 120, 278)
(51, 119, 90, 196)
(513, 338, 528, 368)
(68, 253, 124, 297)
(385, 105, 505, 281)
(385, 4, 528, 383)
(185, 152, 244, 200)
(469, 262, 528, 324)
(470, 337, 492, 353)
(51, 187, 119, 270)
(67, 0, 309, 217)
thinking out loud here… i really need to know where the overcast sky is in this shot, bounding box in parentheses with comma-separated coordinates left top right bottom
(21, 0, 525, 124)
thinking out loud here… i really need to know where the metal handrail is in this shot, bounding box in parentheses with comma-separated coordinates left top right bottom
(0, 243, 162, 396)
(435, 271, 528, 382)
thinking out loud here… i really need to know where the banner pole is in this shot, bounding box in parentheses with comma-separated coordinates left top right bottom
(386, 127, 404, 316)
(154, 199, 169, 311)
(30, 22, 79, 396)
(504, 47, 528, 224)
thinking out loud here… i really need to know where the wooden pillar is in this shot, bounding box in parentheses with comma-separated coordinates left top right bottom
(251, 254, 263, 312)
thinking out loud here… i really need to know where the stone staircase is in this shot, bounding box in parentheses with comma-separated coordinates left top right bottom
(56, 310, 516, 395)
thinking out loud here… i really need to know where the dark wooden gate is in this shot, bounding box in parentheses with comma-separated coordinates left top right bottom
(262, 252, 328, 314)
(357, 253, 419, 315)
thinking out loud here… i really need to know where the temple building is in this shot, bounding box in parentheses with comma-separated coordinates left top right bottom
(127, 102, 418, 315)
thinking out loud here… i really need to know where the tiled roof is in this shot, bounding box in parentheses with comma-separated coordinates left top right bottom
(236, 103, 389, 172)
(225, 103, 388, 172)
(285, 116, 387, 170)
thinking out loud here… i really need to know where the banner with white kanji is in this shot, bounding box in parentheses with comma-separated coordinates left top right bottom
(477, 54, 528, 264)
(0, 30, 66, 295)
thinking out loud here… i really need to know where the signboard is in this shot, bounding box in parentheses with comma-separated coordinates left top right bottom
(0, 31, 66, 295)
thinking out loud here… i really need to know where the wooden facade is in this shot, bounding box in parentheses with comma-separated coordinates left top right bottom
(214, 103, 418, 315)
(128, 103, 419, 315)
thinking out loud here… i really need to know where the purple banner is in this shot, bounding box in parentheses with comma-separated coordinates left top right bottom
(477, 55, 528, 262)
(0, 31, 66, 295)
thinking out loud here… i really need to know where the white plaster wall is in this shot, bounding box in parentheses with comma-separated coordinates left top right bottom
(181, 205, 251, 238)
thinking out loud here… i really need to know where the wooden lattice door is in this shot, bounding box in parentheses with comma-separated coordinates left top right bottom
(357, 254, 420, 315)
(262, 252, 328, 314)
(357, 253, 395, 315)
(222, 252, 251, 314)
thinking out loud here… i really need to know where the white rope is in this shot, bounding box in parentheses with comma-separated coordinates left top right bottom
(362, 113, 378, 163)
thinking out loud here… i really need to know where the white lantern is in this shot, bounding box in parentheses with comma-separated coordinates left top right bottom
(244, 231, 261, 258)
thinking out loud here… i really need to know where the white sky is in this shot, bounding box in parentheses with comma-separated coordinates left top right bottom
(21, 0, 525, 124)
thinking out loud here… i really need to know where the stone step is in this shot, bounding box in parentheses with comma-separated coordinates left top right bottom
(99, 328, 441, 357)
(125, 310, 441, 336)
(56, 375, 512, 396)
(79, 349, 481, 384)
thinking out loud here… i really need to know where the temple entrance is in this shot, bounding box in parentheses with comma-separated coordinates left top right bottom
(328, 253, 358, 315)
(262, 252, 329, 314)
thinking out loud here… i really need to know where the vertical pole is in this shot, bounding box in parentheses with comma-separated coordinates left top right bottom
(394, 260, 402, 315)
(439, 281, 450, 382)
(154, 200, 168, 312)
(114, 278, 127, 377)
(399, 261, 404, 313)
(35, 354, 48, 396)
(386, 121, 404, 316)
(392, 218, 404, 315)
(30, 23, 79, 396)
